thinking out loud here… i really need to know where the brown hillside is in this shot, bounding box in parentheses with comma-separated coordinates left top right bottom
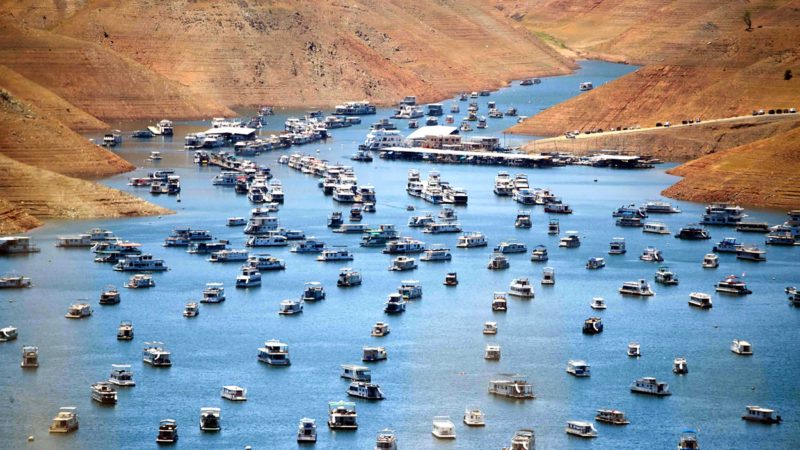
(0, 20, 234, 121)
(662, 127, 800, 209)
(0, 198, 41, 235)
(43, 0, 575, 108)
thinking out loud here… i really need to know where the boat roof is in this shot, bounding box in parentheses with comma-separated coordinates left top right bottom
(342, 364, 369, 370)
(405, 125, 459, 140)
(223, 385, 244, 390)
(204, 126, 257, 135)
(329, 400, 356, 408)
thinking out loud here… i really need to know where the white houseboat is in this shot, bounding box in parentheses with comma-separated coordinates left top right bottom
(258, 339, 291, 365)
(488, 374, 535, 399)
(630, 377, 671, 396)
(143, 342, 172, 367)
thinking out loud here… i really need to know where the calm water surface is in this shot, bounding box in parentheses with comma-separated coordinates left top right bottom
(2, 61, 798, 449)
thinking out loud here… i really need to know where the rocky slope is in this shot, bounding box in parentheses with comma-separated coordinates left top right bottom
(663, 126, 800, 209)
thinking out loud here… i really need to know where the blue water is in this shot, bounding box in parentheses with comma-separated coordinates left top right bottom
(2, 61, 798, 449)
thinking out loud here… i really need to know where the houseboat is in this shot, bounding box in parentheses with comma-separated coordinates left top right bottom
(302, 282, 326, 301)
(483, 321, 498, 335)
(235, 266, 262, 288)
(347, 381, 384, 400)
(548, 219, 560, 235)
(590, 297, 607, 310)
(91, 382, 117, 405)
(544, 202, 573, 214)
(736, 221, 771, 233)
(586, 257, 606, 270)
(56, 234, 93, 248)
(443, 272, 458, 286)
(509, 278, 534, 298)
(494, 241, 527, 254)
(643, 200, 681, 214)
(565, 421, 597, 438)
(713, 237, 743, 253)
(424, 222, 462, 234)
(736, 245, 767, 262)
(432, 416, 456, 439)
(595, 409, 629, 425)
(640, 247, 664, 262)
(117, 321, 134, 340)
(420, 245, 451, 261)
(398, 280, 422, 300)
(616, 216, 643, 227)
(515, 211, 532, 228)
(688, 292, 713, 309)
(608, 238, 626, 254)
(389, 256, 417, 271)
(0, 236, 40, 254)
(741, 406, 782, 424)
(317, 247, 354, 262)
(559, 232, 581, 248)
(99, 286, 121, 305)
(183, 302, 199, 317)
(362, 346, 387, 362)
(0, 275, 32, 289)
(143, 342, 172, 367)
(227, 216, 246, 227)
(702, 253, 719, 268)
(199, 407, 221, 432)
(113, 254, 167, 272)
(701, 203, 746, 225)
(371, 322, 390, 337)
(579, 81, 594, 91)
(291, 237, 326, 253)
(247, 254, 285, 270)
(384, 293, 407, 314)
(731, 339, 753, 355)
(297, 418, 317, 443)
(221, 385, 247, 401)
(108, 364, 135, 386)
(675, 224, 711, 240)
(619, 279, 654, 296)
(505, 429, 535, 450)
(156, 419, 179, 444)
(530, 245, 549, 262)
(715, 275, 752, 295)
(631, 377, 671, 396)
(456, 231, 488, 248)
(463, 409, 485, 426)
(582, 317, 603, 334)
(21, 345, 39, 367)
(541, 267, 555, 285)
(49, 407, 79, 433)
(328, 401, 358, 430)
(673, 357, 689, 374)
(278, 299, 303, 315)
(0, 326, 17, 342)
(654, 266, 679, 285)
(488, 374, 535, 399)
(487, 252, 510, 270)
(407, 214, 435, 228)
(65, 302, 93, 319)
(258, 339, 291, 365)
(208, 249, 249, 263)
(787, 286, 800, 306)
(627, 342, 641, 357)
(337, 268, 362, 287)
(643, 222, 670, 234)
(485, 344, 502, 360)
(566, 360, 591, 377)
(491, 292, 508, 311)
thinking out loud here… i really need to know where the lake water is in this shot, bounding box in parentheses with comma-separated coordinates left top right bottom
(2, 61, 798, 449)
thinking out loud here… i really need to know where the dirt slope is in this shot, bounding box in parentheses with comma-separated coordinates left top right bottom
(0, 198, 41, 235)
(44, 0, 574, 108)
(662, 127, 800, 209)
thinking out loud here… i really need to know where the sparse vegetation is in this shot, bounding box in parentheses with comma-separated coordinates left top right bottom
(534, 31, 567, 49)
(743, 11, 752, 31)
(785, 69, 793, 81)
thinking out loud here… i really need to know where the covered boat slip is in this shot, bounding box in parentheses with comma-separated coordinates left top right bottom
(382, 146, 555, 167)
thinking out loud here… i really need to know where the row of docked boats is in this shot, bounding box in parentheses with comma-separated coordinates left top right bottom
(407, 169, 468, 205)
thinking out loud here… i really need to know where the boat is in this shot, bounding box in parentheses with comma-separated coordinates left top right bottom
(702, 253, 719, 268)
(491, 292, 508, 312)
(673, 357, 689, 374)
(302, 282, 326, 301)
(199, 407, 221, 432)
(362, 346, 388, 362)
(494, 241, 527, 254)
(582, 317, 603, 334)
(278, 299, 304, 315)
(156, 419, 179, 444)
(736, 245, 767, 261)
(488, 374, 535, 399)
(494, 172, 514, 196)
(483, 321, 498, 335)
(586, 257, 606, 270)
(347, 381, 384, 400)
(117, 321, 134, 340)
(291, 238, 326, 253)
(544, 202, 573, 214)
(464, 409, 486, 426)
(99, 286, 121, 305)
(201, 283, 226, 303)
(713, 237, 743, 253)
(579, 81, 594, 91)
(678, 429, 699, 450)
(384, 293, 407, 313)
(595, 409, 629, 425)
(741, 406, 782, 424)
(485, 344, 502, 360)
(183, 302, 199, 317)
(643, 222, 671, 234)
(487, 252, 510, 270)
(515, 211, 532, 228)
(787, 287, 800, 306)
(56, 234, 93, 248)
(715, 275, 752, 295)
(327, 401, 358, 430)
(108, 364, 135, 386)
(643, 200, 681, 214)
(609, 238, 626, 255)
(505, 429, 535, 450)
(530, 245, 549, 262)
(327, 211, 344, 228)
(208, 249, 249, 263)
(423, 222, 462, 234)
(247, 254, 285, 270)
(221, 385, 247, 401)
(590, 297, 607, 310)
(619, 279, 654, 296)
(548, 219, 560, 235)
(148, 151, 163, 161)
(0, 275, 32, 289)
(612, 204, 646, 218)
(235, 266, 262, 288)
(627, 342, 641, 357)
(389, 256, 417, 271)
(371, 322, 390, 337)
(617, 216, 643, 227)
(765, 229, 796, 245)
(142, 342, 172, 367)
(113, 253, 167, 272)
(509, 278, 534, 298)
(297, 418, 317, 443)
(407, 214, 435, 228)
(349, 206, 363, 222)
(0, 236, 40, 254)
(20, 345, 39, 368)
(654, 266, 679, 285)
(444, 272, 459, 286)
(675, 224, 711, 240)
(639, 247, 664, 262)
(431, 416, 456, 439)
(566, 359, 590, 377)
(541, 267, 555, 285)
(630, 377, 671, 396)
(49, 407, 79, 433)
(736, 221, 771, 233)
(688, 292, 713, 309)
(65, 302, 92, 319)
(246, 235, 288, 247)
(701, 203, 746, 225)
(258, 339, 291, 365)
(398, 280, 422, 300)
(337, 268, 363, 287)
(512, 188, 536, 205)
(456, 231, 488, 248)
(731, 339, 753, 355)
(565, 420, 597, 438)
(317, 247, 354, 262)
(420, 245, 451, 261)
(559, 232, 581, 248)
(91, 382, 117, 405)
(124, 274, 156, 289)
(0, 326, 17, 342)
